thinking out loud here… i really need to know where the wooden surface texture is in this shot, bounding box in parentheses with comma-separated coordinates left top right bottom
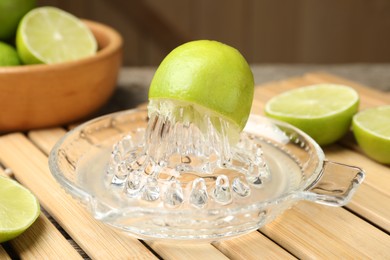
(0, 72, 389, 259)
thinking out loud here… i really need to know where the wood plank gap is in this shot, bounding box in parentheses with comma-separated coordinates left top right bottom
(260, 202, 390, 259)
(27, 127, 68, 155)
(212, 230, 296, 259)
(342, 181, 390, 233)
(343, 205, 390, 236)
(139, 240, 163, 260)
(0, 242, 15, 260)
(254, 230, 299, 259)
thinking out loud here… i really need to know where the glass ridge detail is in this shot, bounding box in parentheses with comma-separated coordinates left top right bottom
(106, 100, 270, 208)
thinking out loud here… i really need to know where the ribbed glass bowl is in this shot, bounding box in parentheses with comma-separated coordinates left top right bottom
(49, 108, 364, 241)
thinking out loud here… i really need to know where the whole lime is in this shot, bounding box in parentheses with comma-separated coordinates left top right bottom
(148, 40, 254, 131)
(0, 0, 36, 40)
(0, 41, 21, 66)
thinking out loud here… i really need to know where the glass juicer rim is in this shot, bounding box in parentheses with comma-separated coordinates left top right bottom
(49, 107, 326, 216)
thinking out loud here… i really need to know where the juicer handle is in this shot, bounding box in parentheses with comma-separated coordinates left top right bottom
(303, 160, 365, 206)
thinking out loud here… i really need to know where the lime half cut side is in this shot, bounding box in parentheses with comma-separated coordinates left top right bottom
(16, 6, 97, 64)
(0, 176, 40, 242)
(265, 84, 359, 146)
(352, 106, 390, 164)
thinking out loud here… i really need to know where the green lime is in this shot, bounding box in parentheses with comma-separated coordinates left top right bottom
(0, 0, 36, 40)
(352, 106, 390, 164)
(148, 40, 254, 131)
(16, 6, 97, 64)
(0, 41, 21, 66)
(264, 84, 359, 146)
(0, 176, 40, 243)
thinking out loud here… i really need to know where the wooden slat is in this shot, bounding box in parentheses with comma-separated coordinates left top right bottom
(0, 246, 11, 260)
(0, 168, 82, 259)
(28, 128, 67, 155)
(323, 146, 390, 233)
(136, 228, 297, 260)
(147, 242, 228, 260)
(346, 182, 390, 232)
(148, 232, 298, 260)
(0, 133, 157, 260)
(261, 202, 390, 259)
(29, 128, 297, 259)
(214, 231, 296, 259)
(8, 216, 83, 260)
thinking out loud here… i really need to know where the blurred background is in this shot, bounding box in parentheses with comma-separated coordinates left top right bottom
(37, 0, 390, 67)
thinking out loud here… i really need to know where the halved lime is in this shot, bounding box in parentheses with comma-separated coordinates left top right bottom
(148, 40, 254, 132)
(0, 176, 40, 243)
(0, 41, 21, 66)
(16, 6, 97, 64)
(352, 106, 390, 164)
(264, 84, 359, 146)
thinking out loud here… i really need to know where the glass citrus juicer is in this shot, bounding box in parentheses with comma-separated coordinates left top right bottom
(48, 41, 365, 241)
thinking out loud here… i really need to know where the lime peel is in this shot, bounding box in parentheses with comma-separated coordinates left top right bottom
(0, 0, 36, 40)
(148, 40, 254, 132)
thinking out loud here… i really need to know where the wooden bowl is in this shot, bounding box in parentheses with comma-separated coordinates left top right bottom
(0, 20, 123, 132)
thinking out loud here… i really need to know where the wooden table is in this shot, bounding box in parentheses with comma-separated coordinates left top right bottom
(0, 72, 389, 259)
